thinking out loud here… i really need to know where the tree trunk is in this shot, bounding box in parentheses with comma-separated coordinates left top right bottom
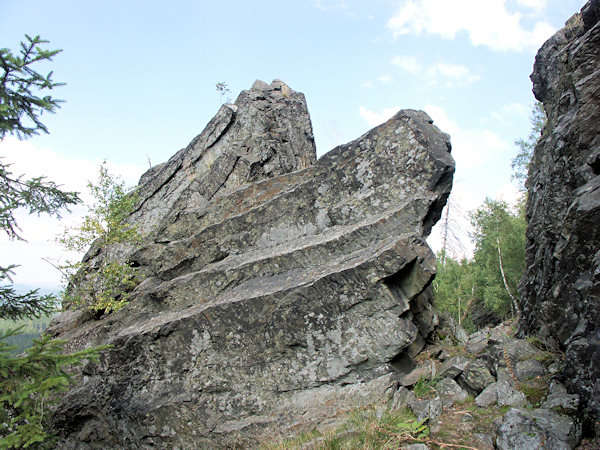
(497, 237, 521, 321)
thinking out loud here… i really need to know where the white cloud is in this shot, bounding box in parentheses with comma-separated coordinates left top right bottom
(358, 106, 401, 127)
(515, 0, 549, 11)
(378, 73, 394, 83)
(426, 62, 480, 85)
(390, 56, 479, 85)
(0, 138, 146, 288)
(386, 0, 556, 52)
(360, 81, 374, 88)
(424, 104, 510, 169)
(490, 101, 530, 122)
(495, 182, 523, 206)
(390, 55, 422, 74)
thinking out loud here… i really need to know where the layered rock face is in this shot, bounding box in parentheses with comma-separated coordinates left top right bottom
(49, 80, 454, 448)
(520, 0, 600, 424)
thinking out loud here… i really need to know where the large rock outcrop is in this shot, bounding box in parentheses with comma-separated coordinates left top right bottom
(520, 0, 600, 426)
(48, 80, 454, 448)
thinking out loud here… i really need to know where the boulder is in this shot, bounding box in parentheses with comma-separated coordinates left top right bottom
(515, 359, 545, 381)
(459, 356, 495, 395)
(475, 383, 498, 407)
(48, 81, 454, 448)
(438, 355, 470, 379)
(496, 408, 581, 450)
(466, 329, 490, 354)
(519, 0, 600, 421)
(436, 377, 469, 407)
(542, 380, 580, 412)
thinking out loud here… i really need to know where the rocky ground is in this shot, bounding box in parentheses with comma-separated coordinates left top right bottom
(263, 316, 597, 449)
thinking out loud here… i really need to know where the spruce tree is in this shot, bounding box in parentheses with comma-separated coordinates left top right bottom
(0, 35, 103, 448)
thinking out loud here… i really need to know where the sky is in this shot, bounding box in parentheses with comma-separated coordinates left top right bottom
(0, 0, 586, 289)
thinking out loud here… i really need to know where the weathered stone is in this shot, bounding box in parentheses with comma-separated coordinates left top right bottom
(487, 323, 513, 346)
(494, 340, 538, 379)
(467, 329, 490, 354)
(407, 396, 442, 422)
(438, 356, 470, 379)
(519, 0, 600, 421)
(390, 386, 412, 411)
(496, 408, 582, 450)
(475, 383, 498, 407)
(436, 377, 469, 407)
(496, 380, 528, 407)
(459, 357, 496, 395)
(48, 81, 454, 448)
(400, 361, 437, 387)
(474, 432, 495, 450)
(542, 380, 580, 412)
(515, 359, 545, 381)
(436, 312, 468, 345)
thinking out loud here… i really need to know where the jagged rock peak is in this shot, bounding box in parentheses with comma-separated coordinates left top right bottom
(519, 0, 600, 428)
(48, 81, 454, 448)
(131, 79, 317, 236)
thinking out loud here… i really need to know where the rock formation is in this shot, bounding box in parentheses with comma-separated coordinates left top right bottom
(47, 79, 454, 448)
(519, 0, 600, 428)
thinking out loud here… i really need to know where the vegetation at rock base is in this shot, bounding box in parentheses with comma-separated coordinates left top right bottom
(262, 405, 429, 449)
(57, 162, 142, 313)
(0, 35, 106, 448)
(433, 102, 543, 329)
(434, 198, 527, 329)
(0, 330, 104, 449)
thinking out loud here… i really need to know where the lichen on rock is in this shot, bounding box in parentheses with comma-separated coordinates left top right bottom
(519, 0, 600, 426)
(48, 80, 454, 448)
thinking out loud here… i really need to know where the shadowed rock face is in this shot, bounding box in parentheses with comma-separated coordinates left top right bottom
(519, 0, 600, 424)
(48, 80, 454, 448)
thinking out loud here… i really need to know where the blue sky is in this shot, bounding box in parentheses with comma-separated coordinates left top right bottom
(0, 0, 586, 288)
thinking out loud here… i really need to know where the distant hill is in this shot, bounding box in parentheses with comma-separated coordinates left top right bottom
(1, 284, 61, 354)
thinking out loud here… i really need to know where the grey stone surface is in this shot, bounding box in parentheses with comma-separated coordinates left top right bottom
(542, 380, 580, 411)
(496, 408, 581, 450)
(402, 444, 429, 450)
(436, 312, 468, 345)
(408, 396, 442, 422)
(519, 0, 600, 421)
(515, 359, 545, 381)
(494, 340, 538, 379)
(47, 82, 454, 448)
(438, 356, 470, 379)
(390, 386, 412, 411)
(459, 357, 495, 395)
(467, 329, 490, 354)
(400, 361, 437, 387)
(436, 377, 469, 407)
(496, 380, 528, 407)
(475, 383, 498, 407)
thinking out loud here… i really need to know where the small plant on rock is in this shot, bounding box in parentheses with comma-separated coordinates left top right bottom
(57, 163, 142, 313)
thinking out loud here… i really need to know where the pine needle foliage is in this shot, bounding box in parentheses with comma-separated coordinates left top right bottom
(0, 34, 64, 139)
(0, 35, 106, 448)
(0, 330, 106, 449)
(511, 101, 546, 191)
